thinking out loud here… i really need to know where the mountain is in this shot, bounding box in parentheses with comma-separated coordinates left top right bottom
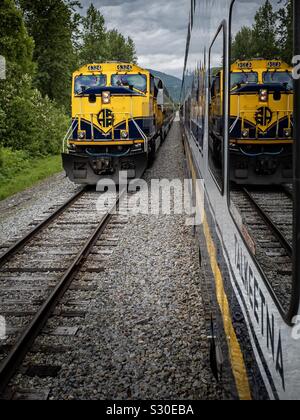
(148, 69, 182, 103)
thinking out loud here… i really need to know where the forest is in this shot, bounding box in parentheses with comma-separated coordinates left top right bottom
(0, 0, 137, 198)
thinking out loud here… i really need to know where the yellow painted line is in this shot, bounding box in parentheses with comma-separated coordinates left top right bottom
(69, 140, 144, 146)
(185, 141, 252, 401)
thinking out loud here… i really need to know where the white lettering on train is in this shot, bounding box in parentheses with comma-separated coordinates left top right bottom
(234, 235, 285, 390)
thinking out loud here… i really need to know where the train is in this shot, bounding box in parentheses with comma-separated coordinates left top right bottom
(209, 58, 293, 184)
(181, 0, 300, 400)
(62, 62, 175, 185)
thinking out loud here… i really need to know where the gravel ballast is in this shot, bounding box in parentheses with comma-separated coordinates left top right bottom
(3, 121, 225, 400)
(0, 173, 81, 247)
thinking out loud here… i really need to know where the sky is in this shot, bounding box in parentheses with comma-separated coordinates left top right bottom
(79, 0, 191, 79)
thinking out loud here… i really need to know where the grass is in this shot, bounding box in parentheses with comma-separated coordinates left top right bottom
(0, 154, 63, 201)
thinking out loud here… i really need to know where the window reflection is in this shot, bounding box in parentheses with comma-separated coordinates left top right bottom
(190, 59, 206, 150)
(263, 71, 293, 90)
(111, 74, 147, 93)
(209, 28, 225, 191)
(231, 72, 258, 89)
(74, 75, 107, 95)
(229, 0, 294, 314)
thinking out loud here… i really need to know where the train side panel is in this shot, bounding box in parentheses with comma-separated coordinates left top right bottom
(181, 0, 300, 400)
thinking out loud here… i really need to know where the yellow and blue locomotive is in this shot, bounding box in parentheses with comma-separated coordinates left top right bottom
(210, 59, 293, 184)
(62, 62, 175, 184)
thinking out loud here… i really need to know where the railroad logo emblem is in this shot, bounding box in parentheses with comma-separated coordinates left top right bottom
(97, 109, 114, 130)
(255, 107, 273, 126)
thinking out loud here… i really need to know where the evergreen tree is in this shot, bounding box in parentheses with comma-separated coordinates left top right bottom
(0, 0, 35, 151)
(0, 0, 34, 75)
(105, 31, 137, 63)
(0, 0, 68, 163)
(231, 0, 292, 63)
(231, 27, 254, 62)
(277, 0, 293, 64)
(124, 36, 137, 63)
(18, 0, 81, 109)
(251, 0, 280, 59)
(79, 4, 107, 64)
(106, 30, 133, 62)
(79, 4, 137, 65)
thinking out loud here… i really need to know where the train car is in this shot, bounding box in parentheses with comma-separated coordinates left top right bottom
(181, 0, 300, 400)
(210, 58, 293, 184)
(62, 62, 175, 185)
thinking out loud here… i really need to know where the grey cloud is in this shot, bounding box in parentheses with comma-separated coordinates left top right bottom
(78, 0, 282, 77)
(78, 0, 190, 78)
(82, 0, 139, 6)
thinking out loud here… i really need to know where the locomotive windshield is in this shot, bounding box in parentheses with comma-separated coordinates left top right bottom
(263, 71, 293, 90)
(74, 75, 107, 95)
(230, 72, 258, 88)
(111, 74, 147, 93)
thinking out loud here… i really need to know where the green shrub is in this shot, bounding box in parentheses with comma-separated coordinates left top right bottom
(0, 152, 62, 201)
(0, 146, 30, 181)
(0, 73, 69, 158)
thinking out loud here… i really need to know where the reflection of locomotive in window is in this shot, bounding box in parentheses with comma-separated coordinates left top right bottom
(210, 59, 293, 184)
(209, 66, 224, 167)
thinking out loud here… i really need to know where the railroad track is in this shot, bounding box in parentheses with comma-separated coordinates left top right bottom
(243, 187, 292, 258)
(282, 184, 294, 201)
(0, 187, 125, 396)
(231, 186, 293, 311)
(0, 187, 86, 268)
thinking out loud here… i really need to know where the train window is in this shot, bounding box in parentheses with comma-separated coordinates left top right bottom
(74, 75, 107, 95)
(190, 59, 206, 152)
(231, 72, 258, 89)
(229, 0, 294, 317)
(208, 26, 225, 192)
(111, 74, 147, 93)
(263, 72, 293, 90)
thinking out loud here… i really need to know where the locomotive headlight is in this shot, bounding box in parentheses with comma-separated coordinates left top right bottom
(121, 130, 129, 139)
(259, 89, 268, 102)
(133, 143, 142, 151)
(78, 130, 86, 140)
(241, 128, 249, 138)
(102, 91, 111, 104)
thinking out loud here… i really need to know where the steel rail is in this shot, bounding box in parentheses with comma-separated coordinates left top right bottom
(281, 185, 294, 201)
(0, 191, 122, 396)
(243, 188, 293, 259)
(0, 187, 87, 269)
